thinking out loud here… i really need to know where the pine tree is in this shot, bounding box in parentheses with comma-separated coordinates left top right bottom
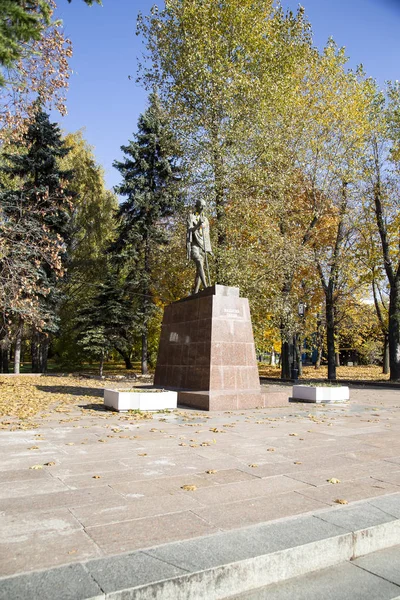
(112, 92, 182, 374)
(75, 271, 137, 376)
(0, 109, 74, 372)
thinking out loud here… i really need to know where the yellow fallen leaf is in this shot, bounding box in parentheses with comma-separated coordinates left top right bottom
(206, 470, 217, 474)
(28, 446, 39, 450)
(249, 464, 258, 468)
(66, 442, 74, 446)
(138, 453, 147, 456)
(29, 464, 43, 470)
(68, 549, 77, 555)
(181, 484, 197, 491)
(44, 462, 55, 467)
(267, 448, 275, 452)
(92, 475, 101, 479)
(327, 478, 341, 484)
(179, 442, 187, 446)
(98, 439, 107, 443)
(289, 433, 298, 437)
(335, 498, 348, 505)
(294, 461, 302, 465)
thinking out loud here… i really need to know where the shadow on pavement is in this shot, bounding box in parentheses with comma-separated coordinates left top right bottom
(77, 402, 108, 412)
(35, 385, 104, 398)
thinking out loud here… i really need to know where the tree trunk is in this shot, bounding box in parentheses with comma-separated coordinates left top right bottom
(389, 282, 400, 381)
(41, 336, 49, 373)
(0, 336, 10, 373)
(14, 320, 23, 374)
(141, 330, 148, 375)
(315, 347, 322, 369)
(335, 352, 341, 367)
(280, 339, 293, 379)
(31, 331, 40, 373)
(115, 347, 133, 369)
(383, 334, 390, 375)
(211, 122, 225, 284)
(99, 354, 104, 377)
(296, 336, 303, 376)
(315, 316, 323, 369)
(31, 331, 48, 373)
(326, 297, 336, 380)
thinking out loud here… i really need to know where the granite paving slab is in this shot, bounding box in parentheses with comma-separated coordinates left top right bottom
(2, 384, 400, 583)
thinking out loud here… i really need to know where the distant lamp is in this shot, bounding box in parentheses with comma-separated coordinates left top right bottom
(298, 302, 306, 317)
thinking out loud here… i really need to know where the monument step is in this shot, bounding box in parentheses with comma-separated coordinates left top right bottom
(2, 493, 400, 599)
(230, 544, 400, 599)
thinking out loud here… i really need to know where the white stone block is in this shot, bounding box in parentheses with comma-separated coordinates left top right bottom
(291, 385, 349, 403)
(104, 388, 177, 412)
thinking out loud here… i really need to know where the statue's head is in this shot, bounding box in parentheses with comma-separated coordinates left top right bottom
(195, 199, 206, 212)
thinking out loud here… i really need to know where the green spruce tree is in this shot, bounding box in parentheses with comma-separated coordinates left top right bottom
(112, 92, 182, 374)
(75, 270, 137, 376)
(0, 109, 74, 373)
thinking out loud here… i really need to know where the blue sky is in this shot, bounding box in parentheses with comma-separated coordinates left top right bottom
(54, 0, 400, 191)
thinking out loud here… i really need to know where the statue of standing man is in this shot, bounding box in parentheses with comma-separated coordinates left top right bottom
(186, 199, 212, 294)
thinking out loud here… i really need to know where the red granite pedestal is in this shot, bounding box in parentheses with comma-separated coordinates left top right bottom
(154, 285, 263, 410)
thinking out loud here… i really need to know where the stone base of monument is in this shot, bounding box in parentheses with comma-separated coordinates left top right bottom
(104, 388, 177, 412)
(154, 285, 264, 411)
(290, 384, 349, 404)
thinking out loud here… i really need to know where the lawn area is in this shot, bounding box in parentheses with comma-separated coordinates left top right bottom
(259, 364, 390, 381)
(0, 364, 390, 426)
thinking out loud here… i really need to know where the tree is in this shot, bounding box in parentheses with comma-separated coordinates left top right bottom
(0, 0, 100, 86)
(75, 271, 135, 376)
(54, 130, 118, 368)
(363, 82, 400, 381)
(113, 91, 182, 374)
(0, 7, 72, 142)
(137, 0, 313, 282)
(355, 201, 390, 373)
(294, 44, 376, 380)
(0, 109, 74, 372)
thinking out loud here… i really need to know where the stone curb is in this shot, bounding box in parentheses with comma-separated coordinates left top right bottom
(2, 494, 400, 600)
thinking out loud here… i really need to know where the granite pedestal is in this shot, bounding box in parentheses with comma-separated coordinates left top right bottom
(154, 285, 263, 410)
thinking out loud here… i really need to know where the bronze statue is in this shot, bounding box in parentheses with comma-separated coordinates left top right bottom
(186, 199, 212, 294)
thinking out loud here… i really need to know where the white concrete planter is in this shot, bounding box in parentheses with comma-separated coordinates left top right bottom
(291, 384, 349, 404)
(104, 388, 177, 412)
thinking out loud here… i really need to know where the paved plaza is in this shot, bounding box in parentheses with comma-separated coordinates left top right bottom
(1, 381, 400, 596)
